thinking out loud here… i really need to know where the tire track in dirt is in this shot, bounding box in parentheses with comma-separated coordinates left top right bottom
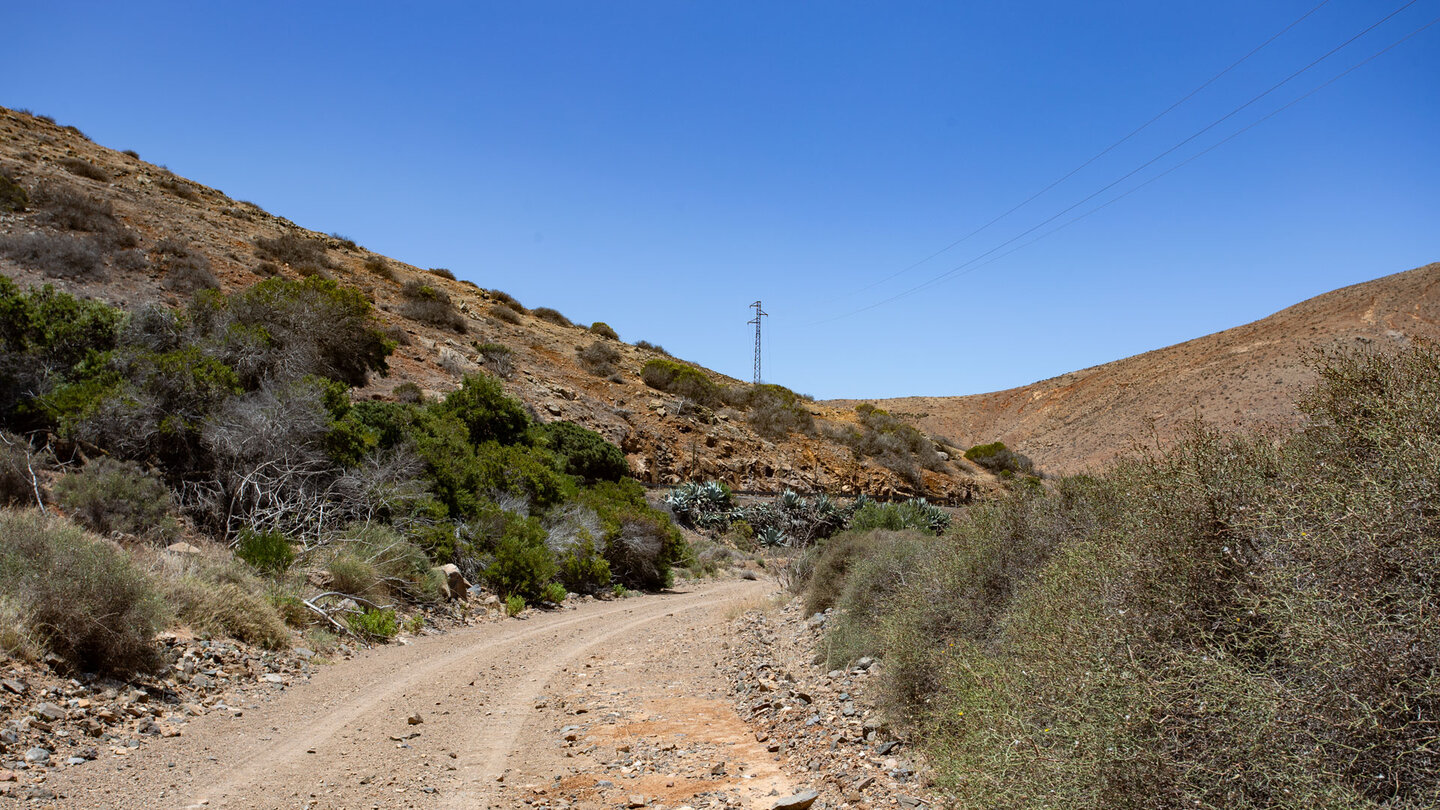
(45, 580, 767, 809)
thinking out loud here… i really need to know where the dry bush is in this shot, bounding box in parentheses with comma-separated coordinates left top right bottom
(532, 307, 572, 327)
(0, 171, 27, 212)
(0, 432, 43, 507)
(57, 156, 110, 182)
(488, 304, 520, 324)
(488, 289, 525, 312)
(31, 181, 130, 242)
(157, 174, 200, 202)
(253, 230, 333, 269)
(363, 255, 395, 280)
(576, 341, 620, 377)
(428, 267, 455, 280)
(153, 237, 219, 293)
(399, 280, 467, 333)
(0, 511, 165, 675)
(0, 232, 105, 279)
(474, 342, 515, 379)
(156, 555, 290, 649)
(634, 339, 669, 356)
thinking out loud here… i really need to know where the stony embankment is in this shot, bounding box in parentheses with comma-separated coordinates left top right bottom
(724, 601, 940, 809)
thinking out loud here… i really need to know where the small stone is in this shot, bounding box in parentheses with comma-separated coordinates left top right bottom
(23, 748, 49, 764)
(0, 679, 26, 696)
(262, 673, 284, 684)
(33, 703, 65, 722)
(407, 713, 424, 725)
(627, 795, 647, 808)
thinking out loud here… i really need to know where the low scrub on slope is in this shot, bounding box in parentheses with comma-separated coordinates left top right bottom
(806, 342, 1440, 809)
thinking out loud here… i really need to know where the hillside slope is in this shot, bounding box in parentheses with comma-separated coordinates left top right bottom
(832, 262, 1440, 474)
(0, 106, 983, 501)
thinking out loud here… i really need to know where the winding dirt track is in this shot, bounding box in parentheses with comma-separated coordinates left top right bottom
(48, 579, 779, 809)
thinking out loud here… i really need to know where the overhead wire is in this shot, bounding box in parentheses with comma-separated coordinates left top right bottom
(813, 0, 1429, 325)
(848, 0, 1335, 297)
(909, 12, 1440, 298)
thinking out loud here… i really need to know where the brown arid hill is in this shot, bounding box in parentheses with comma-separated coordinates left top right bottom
(831, 262, 1440, 475)
(0, 106, 987, 502)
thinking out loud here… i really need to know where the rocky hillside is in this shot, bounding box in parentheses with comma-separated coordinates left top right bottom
(0, 106, 985, 502)
(834, 262, 1440, 474)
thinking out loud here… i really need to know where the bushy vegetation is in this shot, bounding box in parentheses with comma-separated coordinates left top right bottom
(488, 289, 524, 312)
(634, 340, 669, 356)
(0, 510, 164, 675)
(577, 341, 620, 377)
(488, 304, 520, 324)
(826, 403, 948, 488)
(0, 271, 691, 668)
(57, 157, 110, 182)
(589, 321, 618, 340)
(474, 342, 514, 379)
(725, 383, 815, 440)
(963, 440, 1036, 478)
(641, 358, 720, 406)
(665, 482, 945, 549)
(53, 457, 180, 542)
(0, 232, 106, 279)
(805, 344, 1440, 809)
(400, 279, 467, 333)
(253, 230, 333, 273)
(0, 172, 28, 212)
(531, 306, 572, 327)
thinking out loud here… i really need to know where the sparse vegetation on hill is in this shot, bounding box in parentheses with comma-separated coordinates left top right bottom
(400, 279, 467, 333)
(825, 403, 948, 487)
(803, 343, 1440, 808)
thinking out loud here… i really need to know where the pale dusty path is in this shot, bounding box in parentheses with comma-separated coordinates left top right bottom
(44, 579, 783, 810)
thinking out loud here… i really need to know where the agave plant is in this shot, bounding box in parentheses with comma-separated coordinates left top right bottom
(697, 480, 731, 510)
(756, 526, 789, 548)
(779, 489, 807, 511)
(906, 497, 951, 533)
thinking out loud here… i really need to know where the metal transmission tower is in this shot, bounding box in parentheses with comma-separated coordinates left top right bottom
(747, 300, 767, 384)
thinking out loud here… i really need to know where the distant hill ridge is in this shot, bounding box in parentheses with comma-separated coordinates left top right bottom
(830, 262, 1440, 474)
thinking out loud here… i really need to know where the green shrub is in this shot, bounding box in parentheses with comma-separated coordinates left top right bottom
(235, 529, 295, 574)
(555, 535, 611, 594)
(848, 499, 949, 534)
(393, 381, 423, 403)
(435, 373, 531, 446)
(576, 341, 620, 376)
(640, 358, 719, 406)
(540, 421, 628, 482)
(0, 511, 164, 674)
(0, 279, 123, 426)
(325, 523, 441, 603)
(828, 404, 949, 488)
(348, 607, 398, 640)
(541, 581, 568, 604)
(53, 457, 180, 541)
(482, 520, 557, 601)
(531, 307, 572, 327)
(821, 529, 931, 669)
(964, 441, 1036, 477)
(589, 321, 619, 340)
(824, 344, 1440, 808)
(209, 276, 394, 388)
(505, 594, 526, 616)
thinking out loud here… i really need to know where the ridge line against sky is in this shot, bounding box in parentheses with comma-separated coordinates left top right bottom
(7, 1, 1438, 399)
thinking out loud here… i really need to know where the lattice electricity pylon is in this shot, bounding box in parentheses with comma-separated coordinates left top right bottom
(748, 300, 767, 384)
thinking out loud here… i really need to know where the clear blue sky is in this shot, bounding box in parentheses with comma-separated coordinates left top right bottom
(8, 1, 1438, 399)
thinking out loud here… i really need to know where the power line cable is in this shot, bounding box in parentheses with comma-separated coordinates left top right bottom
(948, 13, 1440, 285)
(815, 0, 1426, 324)
(848, 0, 1334, 296)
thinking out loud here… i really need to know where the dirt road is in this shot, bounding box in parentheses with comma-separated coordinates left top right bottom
(45, 579, 800, 810)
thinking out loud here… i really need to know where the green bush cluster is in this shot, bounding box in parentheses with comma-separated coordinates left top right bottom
(253, 230, 333, 272)
(53, 457, 180, 542)
(808, 343, 1440, 809)
(0, 171, 28, 212)
(963, 441, 1036, 478)
(640, 358, 719, 405)
(588, 321, 619, 340)
(531, 307, 572, 327)
(826, 404, 948, 488)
